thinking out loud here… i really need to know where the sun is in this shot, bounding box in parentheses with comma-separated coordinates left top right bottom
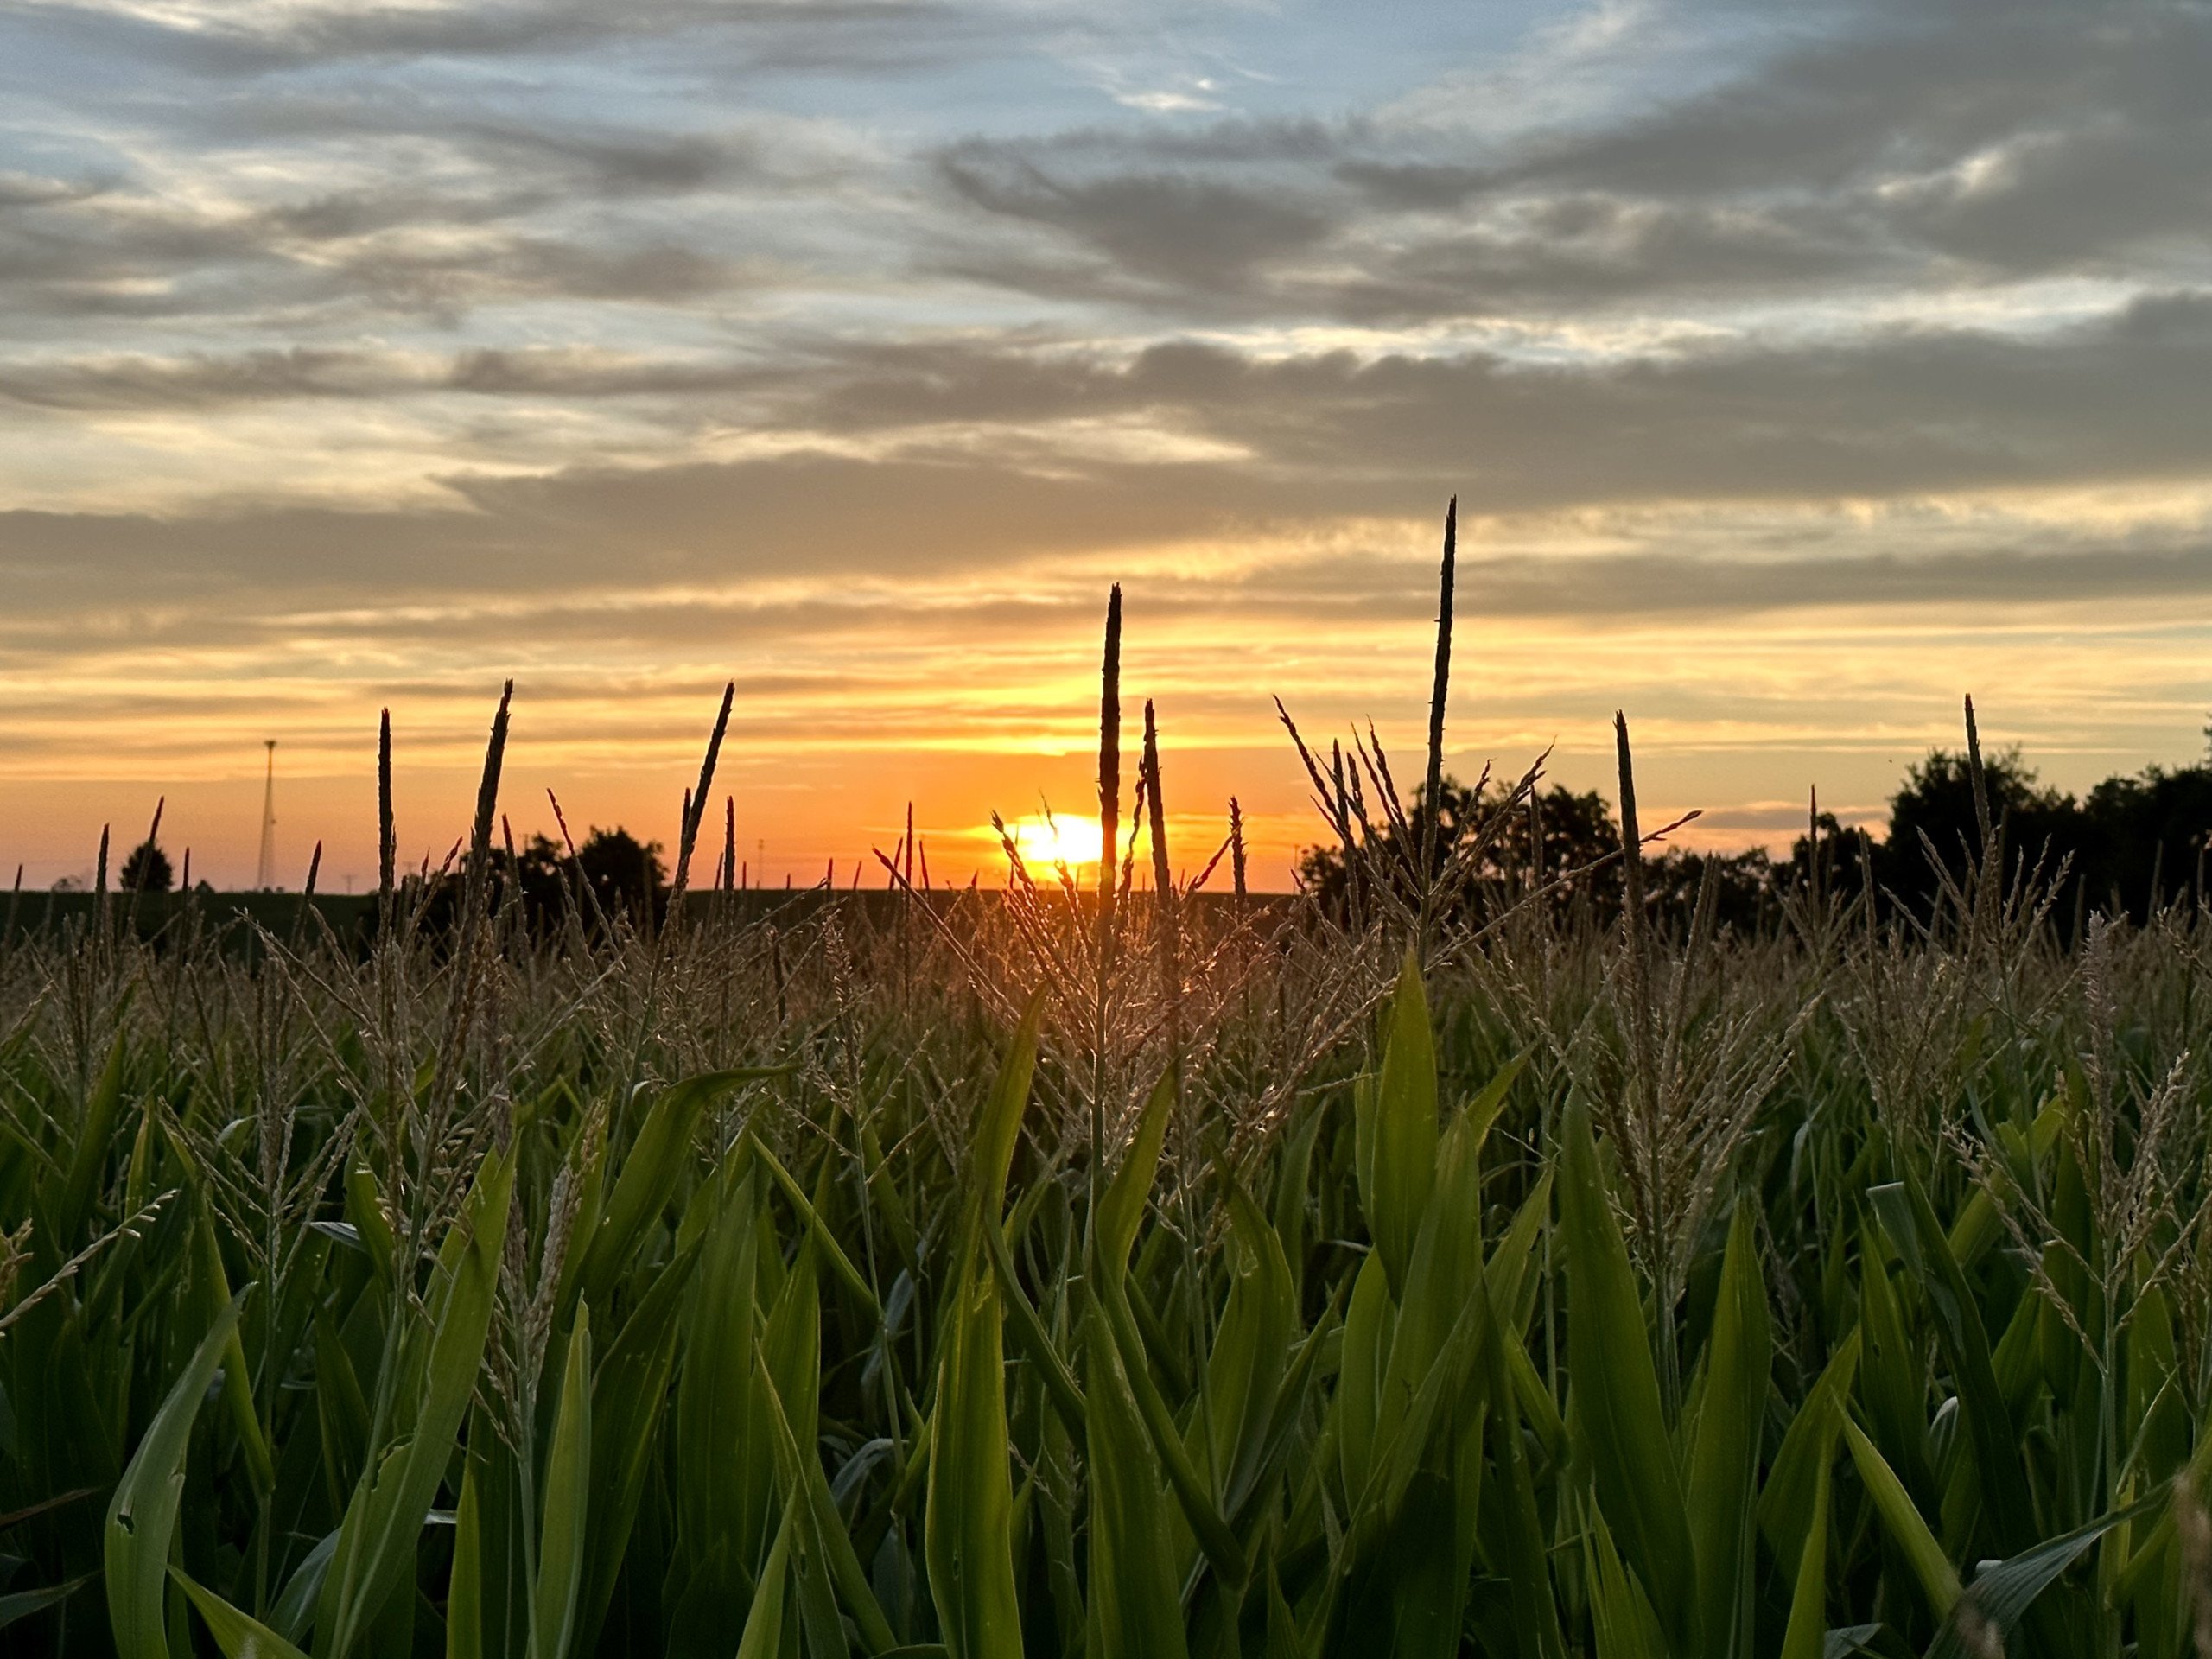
(1007, 813, 1106, 868)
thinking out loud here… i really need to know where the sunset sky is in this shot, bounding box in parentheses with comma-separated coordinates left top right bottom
(2, 0, 2208, 889)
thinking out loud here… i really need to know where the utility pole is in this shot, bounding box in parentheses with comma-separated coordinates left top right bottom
(256, 740, 277, 890)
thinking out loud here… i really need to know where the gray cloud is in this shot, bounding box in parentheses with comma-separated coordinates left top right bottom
(938, 146, 1334, 297)
(8, 0, 1008, 79)
(927, 2, 2212, 320)
(9, 289, 2211, 512)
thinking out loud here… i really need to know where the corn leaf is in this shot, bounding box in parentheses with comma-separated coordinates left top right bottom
(922, 990, 1041, 1659)
(1560, 1094, 1694, 1650)
(103, 1289, 246, 1659)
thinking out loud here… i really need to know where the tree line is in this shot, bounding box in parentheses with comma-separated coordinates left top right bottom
(1299, 736, 2212, 936)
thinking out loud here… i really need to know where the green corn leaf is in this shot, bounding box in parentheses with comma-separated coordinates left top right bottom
(192, 1209, 275, 1497)
(104, 1287, 246, 1659)
(754, 1136, 883, 1321)
(1924, 1484, 2169, 1659)
(1376, 1105, 1488, 1463)
(923, 990, 1041, 1659)
(1758, 1330, 1859, 1573)
(1945, 1093, 2065, 1268)
(574, 1240, 699, 1656)
(1779, 1408, 1835, 1659)
(315, 1142, 514, 1659)
(0, 1574, 91, 1634)
(578, 1067, 783, 1307)
(448, 1463, 482, 1659)
(985, 1214, 1085, 1433)
(1486, 1166, 1554, 1335)
(1855, 1228, 1930, 1502)
(1479, 1281, 1567, 1659)
(1262, 1563, 1306, 1659)
(530, 1306, 592, 1659)
(170, 1568, 311, 1659)
(676, 1154, 772, 1580)
(1361, 952, 1439, 1299)
(1461, 1052, 1529, 1160)
(1586, 1507, 1668, 1659)
(1870, 1173, 2037, 1555)
(1271, 1100, 1326, 1305)
(1097, 1066, 1173, 1275)
(1335, 1250, 1392, 1510)
(1230, 1274, 1350, 1538)
(735, 1503, 797, 1659)
(756, 1332, 899, 1656)
(1687, 1203, 1770, 1659)
(1090, 1065, 1249, 1586)
(2113, 1382, 2212, 1602)
(59, 1029, 128, 1243)
(344, 1154, 397, 1286)
(270, 1529, 340, 1647)
(1560, 1094, 1695, 1651)
(1084, 1308, 1191, 1659)
(1840, 1414, 1961, 1621)
(1205, 1184, 1294, 1514)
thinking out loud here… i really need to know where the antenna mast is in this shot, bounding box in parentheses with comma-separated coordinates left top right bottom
(256, 739, 278, 890)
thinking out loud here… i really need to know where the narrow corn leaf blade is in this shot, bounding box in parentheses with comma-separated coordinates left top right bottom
(1560, 1094, 1694, 1649)
(578, 1068, 782, 1305)
(104, 1290, 246, 1659)
(448, 1463, 482, 1659)
(735, 1503, 797, 1659)
(923, 991, 1041, 1659)
(1363, 952, 1439, 1299)
(530, 1306, 592, 1659)
(1924, 1485, 2168, 1659)
(1780, 1441, 1834, 1659)
(1084, 1309, 1191, 1659)
(1840, 1415, 1961, 1621)
(1687, 1203, 1770, 1659)
(170, 1569, 312, 1659)
(315, 1143, 513, 1659)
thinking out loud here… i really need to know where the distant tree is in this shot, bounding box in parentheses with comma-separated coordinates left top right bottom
(417, 825, 670, 942)
(1294, 731, 2212, 940)
(119, 839, 173, 893)
(1864, 745, 2212, 930)
(2075, 765, 2212, 919)
(1641, 846, 1776, 937)
(1873, 747, 2078, 916)
(1297, 775, 1765, 931)
(576, 828, 667, 923)
(1783, 810, 1877, 911)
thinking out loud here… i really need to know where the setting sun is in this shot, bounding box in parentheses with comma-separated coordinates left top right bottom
(1005, 813, 1107, 869)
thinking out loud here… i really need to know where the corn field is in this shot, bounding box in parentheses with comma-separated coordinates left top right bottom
(6, 556, 2212, 1659)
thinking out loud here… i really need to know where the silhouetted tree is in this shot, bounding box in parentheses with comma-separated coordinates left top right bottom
(1867, 746, 2212, 931)
(119, 838, 173, 893)
(2075, 766, 2212, 918)
(1784, 811, 1876, 906)
(575, 828, 667, 924)
(1876, 748, 2074, 912)
(1299, 776, 1763, 931)
(1298, 733, 2212, 941)
(416, 825, 669, 942)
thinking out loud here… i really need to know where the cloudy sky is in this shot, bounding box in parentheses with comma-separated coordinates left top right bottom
(2, 0, 2207, 887)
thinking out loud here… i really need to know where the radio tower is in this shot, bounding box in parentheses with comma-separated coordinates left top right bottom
(255, 740, 278, 890)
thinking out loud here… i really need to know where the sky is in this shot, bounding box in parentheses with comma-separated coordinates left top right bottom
(1, 0, 2209, 889)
